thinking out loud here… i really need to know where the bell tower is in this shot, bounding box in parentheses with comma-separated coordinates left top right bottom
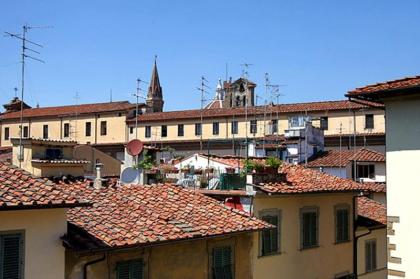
(146, 57, 164, 113)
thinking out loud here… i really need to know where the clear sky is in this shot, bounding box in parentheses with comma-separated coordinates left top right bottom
(1, 0, 420, 111)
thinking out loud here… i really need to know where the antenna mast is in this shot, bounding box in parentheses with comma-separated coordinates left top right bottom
(196, 76, 210, 152)
(240, 63, 252, 161)
(133, 78, 147, 140)
(5, 24, 46, 167)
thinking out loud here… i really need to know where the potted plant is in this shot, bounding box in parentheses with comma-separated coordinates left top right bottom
(253, 161, 265, 174)
(225, 167, 235, 174)
(135, 151, 156, 171)
(265, 156, 282, 174)
(242, 159, 255, 173)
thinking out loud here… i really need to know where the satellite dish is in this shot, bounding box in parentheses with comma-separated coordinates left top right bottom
(127, 139, 143, 156)
(120, 167, 140, 184)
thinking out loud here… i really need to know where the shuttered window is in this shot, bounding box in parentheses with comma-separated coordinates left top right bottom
(301, 207, 319, 249)
(145, 126, 151, 138)
(231, 121, 238, 135)
(0, 232, 24, 279)
(261, 214, 279, 256)
(43, 125, 48, 139)
(195, 123, 202, 136)
(63, 123, 70, 138)
(250, 120, 257, 134)
(4, 128, 9, 141)
(213, 246, 233, 279)
(100, 121, 107, 136)
(365, 239, 377, 272)
(335, 206, 350, 243)
(116, 259, 144, 279)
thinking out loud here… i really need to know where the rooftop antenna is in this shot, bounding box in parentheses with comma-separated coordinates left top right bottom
(240, 63, 252, 162)
(133, 78, 147, 140)
(5, 24, 48, 167)
(14, 87, 18, 98)
(71, 92, 80, 139)
(109, 89, 113, 103)
(196, 76, 210, 152)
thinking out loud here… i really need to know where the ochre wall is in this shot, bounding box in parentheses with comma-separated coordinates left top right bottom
(0, 208, 67, 279)
(1, 111, 129, 147)
(253, 193, 355, 279)
(357, 227, 387, 279)
(66, 233, 253, 279)
(129, 109, 385, 143)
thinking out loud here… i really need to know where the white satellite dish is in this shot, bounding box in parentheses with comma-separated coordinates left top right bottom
(120, 167, 140, 184)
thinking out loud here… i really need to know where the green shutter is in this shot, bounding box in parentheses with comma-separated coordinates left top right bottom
(261, 215, 278, 255)
(0, 233, 23, 279)
(302, 210, 318, 248)
(336, 209, 349, 242)
(116, 259, 143, 279)
(213, 247, 233, 279)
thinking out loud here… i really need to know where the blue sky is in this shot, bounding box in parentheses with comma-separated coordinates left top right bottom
(1, 0, 420, 111)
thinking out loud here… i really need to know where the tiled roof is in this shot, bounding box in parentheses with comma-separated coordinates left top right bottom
(31, 159, 90, 165)
(11, 137, 78, 145)
(186, 154, 266, 169)
(0, 162, 90, 210)
(129, 100, 380, 123)
(65, 182, 270, 251)
(307, 150, 355, 167)
(347, 76, 420, 96)
(350, 148, 385, 162)
(1, 101, 135, 120)
(257, 164, 384, 194)
(357, 196, 386, 225)
(307, 148, 385, 168)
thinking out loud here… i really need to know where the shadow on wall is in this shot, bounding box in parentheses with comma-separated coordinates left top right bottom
(73, 145, 122, 177)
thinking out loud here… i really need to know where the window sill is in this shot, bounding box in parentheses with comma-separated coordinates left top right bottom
(299, 245, 320, 251)
(334, 239, 351, 245)
(258, 251, 281, 259)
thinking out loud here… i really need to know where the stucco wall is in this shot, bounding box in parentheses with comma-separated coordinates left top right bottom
(128, 109, 385, 144)
(385, 96, 420, 278)
(66, 233, 253, 279)
(253, 193, 355, 279)
(1, 111, 129, 147)
(0, 209, 67, 279)
(357, 227, 387, 279)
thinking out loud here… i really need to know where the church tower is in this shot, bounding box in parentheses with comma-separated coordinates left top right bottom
(146, 58, 164, 113)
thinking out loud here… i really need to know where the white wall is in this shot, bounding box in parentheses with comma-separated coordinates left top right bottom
(385, 96, 420, 278)
(174, 154, 235, 173)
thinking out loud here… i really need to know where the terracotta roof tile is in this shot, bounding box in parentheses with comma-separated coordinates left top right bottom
(64, 182, 271, 250)
(357, 196, 386, 225)
(257, 164, 384, 194)
(1, 101, 135, 120)
(0, 162, 89, 209)
(348, 76, 420, 96)
(129, 100, 381, 123)
(307, 148, 385, 168)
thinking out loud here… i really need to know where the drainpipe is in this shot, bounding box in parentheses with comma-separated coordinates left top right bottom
(353, 193, 369, 279)
(83, 254, 106, 279)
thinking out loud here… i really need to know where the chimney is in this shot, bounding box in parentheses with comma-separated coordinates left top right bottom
(94, 163, 104, 189)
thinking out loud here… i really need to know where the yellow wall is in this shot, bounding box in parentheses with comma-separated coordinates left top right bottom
(129, 109, 385, 143)
(357, 227, 387, 279)
(66, 233, 253, 279)
(0, 208, 67, 279)
(1, 111, 129, 147)
(253, 193, 355, 279)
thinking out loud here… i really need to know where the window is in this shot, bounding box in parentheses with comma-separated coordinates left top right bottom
(178, 124, 184, 137)
(116, 259, 144, 279)
(335, 205, 350, 243)
(250, 120, 257, 134)
(365, 239, 377, 272)
(23, 126, 28, 138)
(145, 126, 151, 138)
(356, 164, 375, 180)
(85, 122, 92, 137)
(161, 125, 167, 137)
(4, 127, 9, 140)
(129, 126, 134, 134)
(365, 114, 374, 129)
(46, 148, 63, 160)
(0, 232, 24, 279)
(100, 121, 107, 136)
(63, 123, 70, 138)
(231, 121, 238, 135)
(212, 246, 233, 279)
(43, 125, 48, 139)
(213, 122, 219, 135)
(289, 116, 311, 129)
(320, 116, 328, 130)
(271, 119, 278, 134)
(195, 123, 202, 136)
(300, 207, 319, 249)
(260, 210, 280, 256)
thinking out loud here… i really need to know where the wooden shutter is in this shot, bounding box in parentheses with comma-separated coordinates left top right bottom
(261, 215, 278, 255)
(302, 210, 318, 248)
(336, 208, 349, 242)
(116, 259, 143, 279)
(213, 247, 233, 279)
(0, 233, 23, 279)
(365, 240, 377, 272)
(131, 260, 143, 279)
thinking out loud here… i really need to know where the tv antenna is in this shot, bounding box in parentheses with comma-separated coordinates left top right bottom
(133, 78, 147, 139)
(5, 24, 49, 167)
(196, 76, 210, 151)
